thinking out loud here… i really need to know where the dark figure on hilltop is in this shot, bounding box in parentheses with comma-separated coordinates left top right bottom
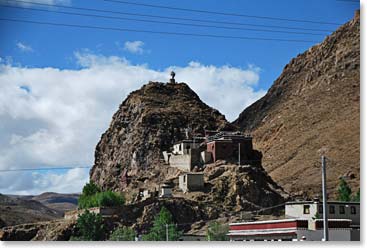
(170, 71, 176, 83)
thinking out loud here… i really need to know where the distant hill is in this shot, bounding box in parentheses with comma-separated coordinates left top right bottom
(0, 194, 60, 227)
(30, 192, 79, 213)
(233, 11, 360, 198)
(0, 192, 79, 227)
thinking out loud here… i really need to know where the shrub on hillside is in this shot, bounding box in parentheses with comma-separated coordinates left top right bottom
(70, 210, 105, 241)
(82, 182, 101, 196)
(109, 226, 136, 241)
(78, 183, 125, 209)
(206, 221, 229, 241)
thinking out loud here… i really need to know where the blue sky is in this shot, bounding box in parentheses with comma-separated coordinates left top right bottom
(1, 0, 358, 88)
(0, 0, 360, 194)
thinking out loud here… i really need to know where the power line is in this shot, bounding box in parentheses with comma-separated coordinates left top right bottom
(0, 4, 327, 36)
(0, 17, 319, 43)
(101, 0, 342, 26)
(0, 166, 91, 173)
(4, 0, 336, 33)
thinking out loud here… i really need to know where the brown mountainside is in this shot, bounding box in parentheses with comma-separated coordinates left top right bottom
(233, 12, 360, 198)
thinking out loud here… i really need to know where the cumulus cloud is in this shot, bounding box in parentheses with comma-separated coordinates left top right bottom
(123, 40, 145, 54)
(0, 52, 265, 194)
(16, 42, 33, 53)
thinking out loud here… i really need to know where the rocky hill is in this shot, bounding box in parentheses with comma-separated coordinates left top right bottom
(233, 11, 360, 198)
(0, 194, 61, 228)
(89, 80, 287, 228)
(90, 81, 234, 191)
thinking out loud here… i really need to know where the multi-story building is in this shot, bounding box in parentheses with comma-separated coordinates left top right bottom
(228, 200, 360, 241)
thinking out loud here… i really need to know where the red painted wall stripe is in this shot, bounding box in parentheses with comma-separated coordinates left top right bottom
(230, 221, 299, 231)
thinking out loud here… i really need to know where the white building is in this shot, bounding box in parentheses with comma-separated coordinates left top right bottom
(285, 200, 360, 226)
(159, 183, 173, 198)
(172, 140, 201, 155)
(228, 218, 356, 241)
(179, 173, 204, 193)
(228, 200, 360, 241)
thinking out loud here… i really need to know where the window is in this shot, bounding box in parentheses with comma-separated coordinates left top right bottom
(318, 205, 323, 214)
(303, 205, 310, 214)
(339, 206, 345, 214)
(329, 205, 335, 214)
(351, 206, 356, 215)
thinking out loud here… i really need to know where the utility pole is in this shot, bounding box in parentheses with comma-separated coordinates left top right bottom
(166, 224, 169, 241)
(321, 155, 329, 241)
(238, 143, 241, 166)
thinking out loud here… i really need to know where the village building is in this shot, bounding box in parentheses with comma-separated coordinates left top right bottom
(228, 218, 356, 241)
(160, 182, 173, 198)
(163, 139, 205, 171)
(179, 173, 204, 193)
(227, 200, 360, 241)
(163, 131, 258, 172)
(205, 131, 255, 164)
(285, 200, 360, 227)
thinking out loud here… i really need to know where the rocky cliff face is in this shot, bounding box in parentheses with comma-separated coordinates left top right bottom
(89, 81, 287, 209)
(90, 81, 233, 191)
(233, 12, 360, 198)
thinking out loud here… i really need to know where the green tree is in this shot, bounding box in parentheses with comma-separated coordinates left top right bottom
(207, 221, 229, 241)
(142, 207, 182, 241)
(352, 188, 360, 202)
(82, 182, 101, 196)
(109, 226, 136, 241)
(337, 178, 352, 202)
(70, 210, 105, 241)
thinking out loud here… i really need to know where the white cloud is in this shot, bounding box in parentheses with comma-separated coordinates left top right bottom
(0, 52, 265, 195)
(123, 40, 145, 54)
(0, 168, 89, 195)
(16, 42, 33, 53)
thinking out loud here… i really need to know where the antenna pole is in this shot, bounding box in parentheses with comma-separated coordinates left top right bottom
(321, 155, 329, 241)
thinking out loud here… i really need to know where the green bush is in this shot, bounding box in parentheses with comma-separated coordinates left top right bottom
(337, 178, 352, 202)
(207, 221, 229, 241)
(78, 183, 125, 209)
(95, 190, 125, 207)
(109, 226, 136, 241)
(352, 188, 360, 202)
(82, 182, 101, 196)
(70, 210, 105, 241)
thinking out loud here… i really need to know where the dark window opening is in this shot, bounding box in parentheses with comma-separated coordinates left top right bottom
(318, 205, 323, 214)
(339, 206, 345, 214)
(303, 205, 310, 214)
(351, 206, 356, 215)
(329, 205, 335, 214)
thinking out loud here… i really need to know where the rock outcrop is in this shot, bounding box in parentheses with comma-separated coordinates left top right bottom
(233, 11, 360, 198)
(90, 81, 233, 191)
(0, 220, 76, 241)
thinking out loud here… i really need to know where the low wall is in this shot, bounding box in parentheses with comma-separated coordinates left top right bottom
(170, 154, 191, 171)
(64, 207, 121, 220)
